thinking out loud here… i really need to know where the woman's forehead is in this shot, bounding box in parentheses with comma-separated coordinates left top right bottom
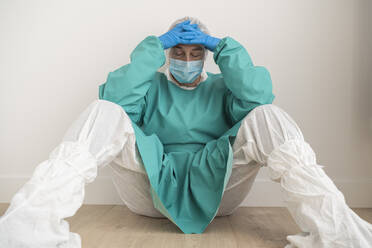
(172, 44, 204, 51)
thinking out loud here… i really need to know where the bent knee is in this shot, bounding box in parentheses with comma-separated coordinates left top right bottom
(243, 104, 277, 119)
(95, 99, 124, 112)
(90, 99, 131, 120)
(242, 104, 304, 142)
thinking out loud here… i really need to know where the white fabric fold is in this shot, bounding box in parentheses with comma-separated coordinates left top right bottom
(0, 99, 131, 248)
(237, 103, 372, 247)
(1, 100, 371, 248)
(268, 139, 372, 248)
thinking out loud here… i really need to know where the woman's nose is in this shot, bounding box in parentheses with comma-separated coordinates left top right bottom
(185, 54, 192, 61)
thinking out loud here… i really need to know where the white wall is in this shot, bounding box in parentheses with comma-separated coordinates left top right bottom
(1, 0, 371, 207)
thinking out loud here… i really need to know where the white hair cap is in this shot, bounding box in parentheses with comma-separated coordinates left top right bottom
(158, 16, 210, 90)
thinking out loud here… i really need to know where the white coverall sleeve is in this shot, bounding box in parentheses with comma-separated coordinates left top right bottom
(0, 99, 134, 248)
(235, 103, 372, 248)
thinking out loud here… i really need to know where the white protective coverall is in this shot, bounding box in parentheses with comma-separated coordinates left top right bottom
(0, 98, 371, 248)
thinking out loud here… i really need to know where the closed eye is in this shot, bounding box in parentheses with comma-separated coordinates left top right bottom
(191, 53, 203, 58)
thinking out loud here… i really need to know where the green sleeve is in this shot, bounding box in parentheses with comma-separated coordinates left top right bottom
(213, 37, 275, 125)
(98, 35, 165, 125)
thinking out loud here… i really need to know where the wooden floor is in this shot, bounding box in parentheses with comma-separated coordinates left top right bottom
(1, 204, 372, 248)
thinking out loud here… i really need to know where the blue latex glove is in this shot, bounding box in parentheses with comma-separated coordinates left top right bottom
(181, 25, 221, 52)
(158, 20, 198, 49)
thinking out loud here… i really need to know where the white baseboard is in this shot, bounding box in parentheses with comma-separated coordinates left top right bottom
(0, 176, 371, 207)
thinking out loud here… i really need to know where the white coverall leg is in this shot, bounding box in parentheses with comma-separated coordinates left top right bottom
(0, 99, 132, 248)
(233, 104, 372, 248)
(1, 99, 371, 248)
(102, 103, 372, 247)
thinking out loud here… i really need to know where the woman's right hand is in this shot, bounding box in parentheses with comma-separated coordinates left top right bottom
(158, 20, 198, 49)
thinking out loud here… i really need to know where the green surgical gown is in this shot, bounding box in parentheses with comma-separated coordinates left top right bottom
(98, 35, 275, 234)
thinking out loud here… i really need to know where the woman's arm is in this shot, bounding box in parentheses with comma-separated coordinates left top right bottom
(99, 35, 165, 125)
(213, 37, 275, 125)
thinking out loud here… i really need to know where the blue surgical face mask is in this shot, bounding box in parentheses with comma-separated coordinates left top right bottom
(169, 58, 203, 84)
